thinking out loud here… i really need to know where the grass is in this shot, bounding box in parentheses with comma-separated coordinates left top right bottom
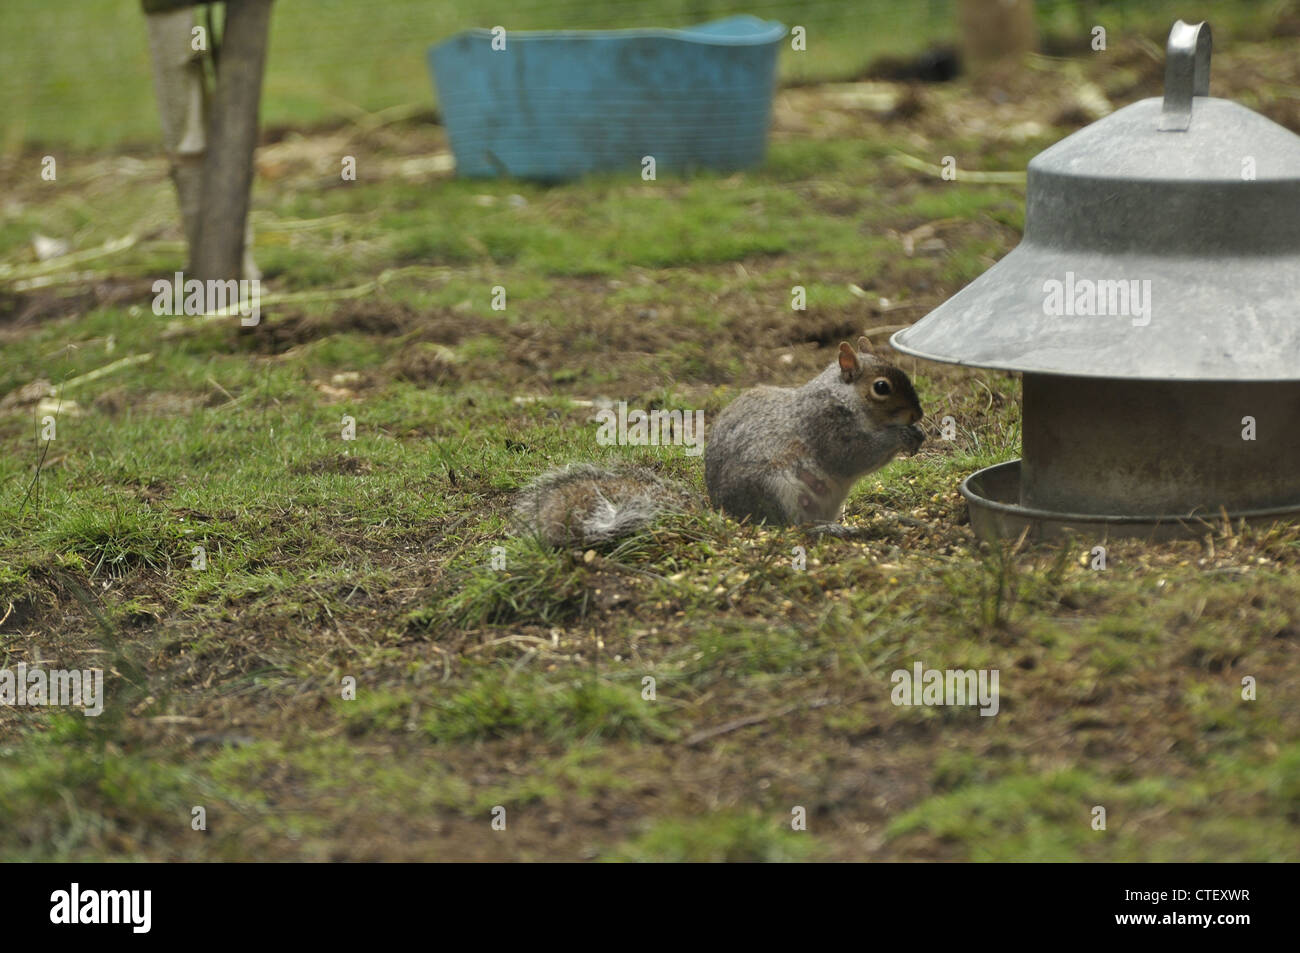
(0, 715, 195, 861)
(1, 2, 1300, 861)
(889, 745, 1300, 861)
(3, 0, 951, 152)
(3, 0, 1288, 152)
(606, 810, 824, 862)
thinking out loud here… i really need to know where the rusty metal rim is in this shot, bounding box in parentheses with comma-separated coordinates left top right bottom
(960, 460, 1300, 531)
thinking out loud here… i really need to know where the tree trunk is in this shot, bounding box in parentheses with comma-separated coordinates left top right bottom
(192, 0, 274, 282)
(957, 0, 1037, 77)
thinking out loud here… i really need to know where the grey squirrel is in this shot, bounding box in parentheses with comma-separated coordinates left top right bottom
(515, 338, 925, 546)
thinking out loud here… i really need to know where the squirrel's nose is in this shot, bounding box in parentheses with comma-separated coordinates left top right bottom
(909, 407, 923, 425)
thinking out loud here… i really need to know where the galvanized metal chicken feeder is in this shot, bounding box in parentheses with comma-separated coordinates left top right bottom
(891, 20, 1300, 541)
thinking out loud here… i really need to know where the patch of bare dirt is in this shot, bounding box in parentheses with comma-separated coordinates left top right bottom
(0, 278, 156, 330)
(233, 298, 478, 355)
(292, 453, 373, 476)
(774, 34, 1300, 150)
(387, 342, 459, 385)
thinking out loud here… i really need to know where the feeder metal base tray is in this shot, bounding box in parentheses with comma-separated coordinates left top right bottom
(962, 460, 1300, 541)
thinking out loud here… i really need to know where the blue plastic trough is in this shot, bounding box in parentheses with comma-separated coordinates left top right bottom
(428, 15, 786, 181)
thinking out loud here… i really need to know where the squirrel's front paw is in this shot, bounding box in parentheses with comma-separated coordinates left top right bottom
(899, 423, 925, 456)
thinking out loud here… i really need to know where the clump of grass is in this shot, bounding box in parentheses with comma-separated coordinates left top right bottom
(0, 559, 35, 608)
(941, 541, 1071, 631)
(425, 537, 594, 627)
(930, 750, 1008, 793)
(887, 767, 1116, 860)
(340, 688, 416, 736)
(606, 810, 822, 863)
(39, 500, 178, 576)
(424, 672, 673, 744)
(0, 715, 193, 860)
(676, 620, 822, 687)
(1265, 744, 1300, 817)
(425, 528, 684, 628)
(891, 748, 1300, 861)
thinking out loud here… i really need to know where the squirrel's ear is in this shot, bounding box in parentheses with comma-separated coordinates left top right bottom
(857, 335, 876, 356)
(837, 341, 861, 382)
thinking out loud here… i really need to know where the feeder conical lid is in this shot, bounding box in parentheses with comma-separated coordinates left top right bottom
(891, 21, 1300, 381)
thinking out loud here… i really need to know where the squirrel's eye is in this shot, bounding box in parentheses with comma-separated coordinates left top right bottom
(871, 378, 892, 398)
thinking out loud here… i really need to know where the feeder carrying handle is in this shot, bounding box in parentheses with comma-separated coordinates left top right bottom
(1159, 20, 1212, 132)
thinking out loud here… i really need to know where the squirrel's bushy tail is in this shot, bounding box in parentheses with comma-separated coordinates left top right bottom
(514, 464, 689, 548)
